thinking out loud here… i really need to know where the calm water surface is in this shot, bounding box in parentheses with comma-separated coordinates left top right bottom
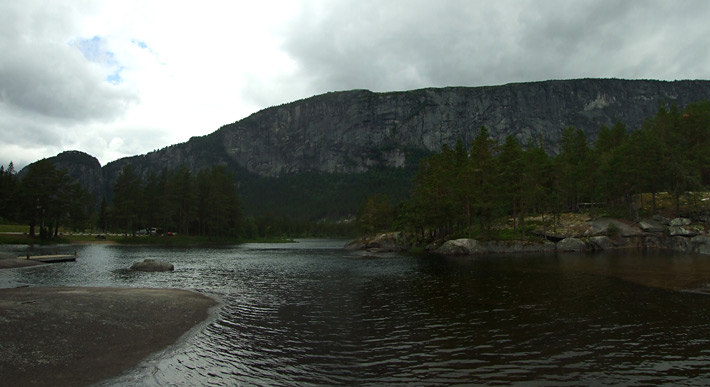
(3, 240, 710, 385)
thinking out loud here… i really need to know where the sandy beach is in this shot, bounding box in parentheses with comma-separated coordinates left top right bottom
(0, 279, 217, 386)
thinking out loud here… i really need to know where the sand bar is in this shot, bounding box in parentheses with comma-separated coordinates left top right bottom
(0, 286, 217, 387)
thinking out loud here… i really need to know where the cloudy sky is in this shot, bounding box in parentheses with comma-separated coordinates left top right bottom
(2, 0, 710, 169)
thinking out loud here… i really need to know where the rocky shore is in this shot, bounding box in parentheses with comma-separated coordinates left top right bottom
(346, 215, 710, 256)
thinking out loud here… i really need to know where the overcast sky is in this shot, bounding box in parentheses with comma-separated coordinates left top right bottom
(2, 0, 710, 169)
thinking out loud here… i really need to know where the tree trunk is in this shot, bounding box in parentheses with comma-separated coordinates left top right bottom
(652, 191, 657, 214)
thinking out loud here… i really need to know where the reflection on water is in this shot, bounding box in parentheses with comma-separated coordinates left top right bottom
(3, 241, 710, 385)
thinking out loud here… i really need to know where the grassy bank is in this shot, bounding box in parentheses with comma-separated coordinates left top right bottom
(0, 228, 295, 246)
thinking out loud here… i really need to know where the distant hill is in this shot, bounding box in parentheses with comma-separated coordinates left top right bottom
(23, 78, 710, 220)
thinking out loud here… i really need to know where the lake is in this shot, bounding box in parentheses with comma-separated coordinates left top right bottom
(3, 239, 710, 385)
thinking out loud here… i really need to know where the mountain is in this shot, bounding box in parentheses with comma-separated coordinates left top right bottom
(18, 150, 104, 200)
(24, 78, 710, 219)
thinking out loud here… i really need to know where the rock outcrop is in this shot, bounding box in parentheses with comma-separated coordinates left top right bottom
(345, 232, 411, 252)
(426, 216, 710, 256)
(434, 239, 557, 255)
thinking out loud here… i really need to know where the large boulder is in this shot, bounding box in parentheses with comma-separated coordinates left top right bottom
(130, 259, 174, 272)
(588, 219, 643, 237)
(668, 236, 693, 252)
(653, 215, 670, 225)
(434, 239, 556, 255)
(691, 236, 710, 255)
(588, 236, 615, 250)
(345, 232, 410, 252)
(669, 217, 692, 227)
(668, 226, 698, 237)
(435, 239, 479, 255)
(638, 218, 666, 233)
(556, 237, 589, 252)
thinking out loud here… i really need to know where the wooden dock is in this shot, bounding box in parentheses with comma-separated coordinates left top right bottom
(19, 253, 77, 263)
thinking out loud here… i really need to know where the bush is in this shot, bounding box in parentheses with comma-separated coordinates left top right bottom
(607, 222, 620, 237)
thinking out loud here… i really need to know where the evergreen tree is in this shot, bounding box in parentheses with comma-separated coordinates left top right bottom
(357, 194, 394, 234)
(556, 126, 589, 211)
(469, 127, 496, 238)
(496, 135, 524, 235)
(0, 163, 18, 222)
(112, 165, 143, 236)
(16, 160, 89, 237)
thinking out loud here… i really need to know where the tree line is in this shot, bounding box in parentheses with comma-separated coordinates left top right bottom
(357, 100, 710, 241)
(0, 159, 355, 239)
(0, 160, 93, 238)
(108, 164, 243, 237)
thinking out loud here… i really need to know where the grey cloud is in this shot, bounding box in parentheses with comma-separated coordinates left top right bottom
(0, 1, 137, 123)
(279, 0, 710, 95)
(0, 1, 138, 167)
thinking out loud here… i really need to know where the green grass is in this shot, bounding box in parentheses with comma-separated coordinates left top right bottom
(0, 231, 299, 246)
(0, 224, 29, 233)
(110, 235, 295, 246)
(0, 234, 70, 245)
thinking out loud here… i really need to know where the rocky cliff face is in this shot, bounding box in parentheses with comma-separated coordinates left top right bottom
(20, 151, 104, 200)
(212, 78, 710, 176)
(25, 79, 710, 216)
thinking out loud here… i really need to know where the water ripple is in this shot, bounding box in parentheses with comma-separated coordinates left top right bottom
(6, 242, 710, 385)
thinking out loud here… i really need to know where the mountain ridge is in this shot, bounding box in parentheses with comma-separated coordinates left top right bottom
(21, 78, 710, 219)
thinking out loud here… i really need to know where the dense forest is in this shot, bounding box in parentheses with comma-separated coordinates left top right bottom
(357, 100, 710, 241)
(0, 160, 93, 238)
(108, 165, 243, 238)
(0, 163, 246, 239)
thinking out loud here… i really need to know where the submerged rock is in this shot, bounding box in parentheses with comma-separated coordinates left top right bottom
(130, 259, 174, 272)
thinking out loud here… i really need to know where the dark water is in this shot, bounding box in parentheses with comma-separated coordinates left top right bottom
(3, 240, 710, 385)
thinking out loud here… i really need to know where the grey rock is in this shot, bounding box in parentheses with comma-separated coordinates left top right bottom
(434, 239, 556, 255)
(588, 219, 643, 237)
(345, 232, 410, 252)
(691, 236, 710, 255)
(557, 238, 589, 252)
(435, 239, 479, 255)
(588, 236, 615, 250)
(644, 236, 665, 249)
(668, 236, 692, 252)
(668, 226, 698, 237)
(130, 259, 174, 272)
(638, 218, 666, 233)
(653, 215, 670, 225)
(670, 217, 692, 227)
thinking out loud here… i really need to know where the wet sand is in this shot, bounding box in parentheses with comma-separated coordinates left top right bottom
(0, 286, 217, 387)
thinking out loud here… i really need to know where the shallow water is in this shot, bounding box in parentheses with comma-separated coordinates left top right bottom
(3, 240, 710, 385)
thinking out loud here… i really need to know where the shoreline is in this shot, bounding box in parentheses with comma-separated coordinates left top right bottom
(0, 286, 218, 387)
